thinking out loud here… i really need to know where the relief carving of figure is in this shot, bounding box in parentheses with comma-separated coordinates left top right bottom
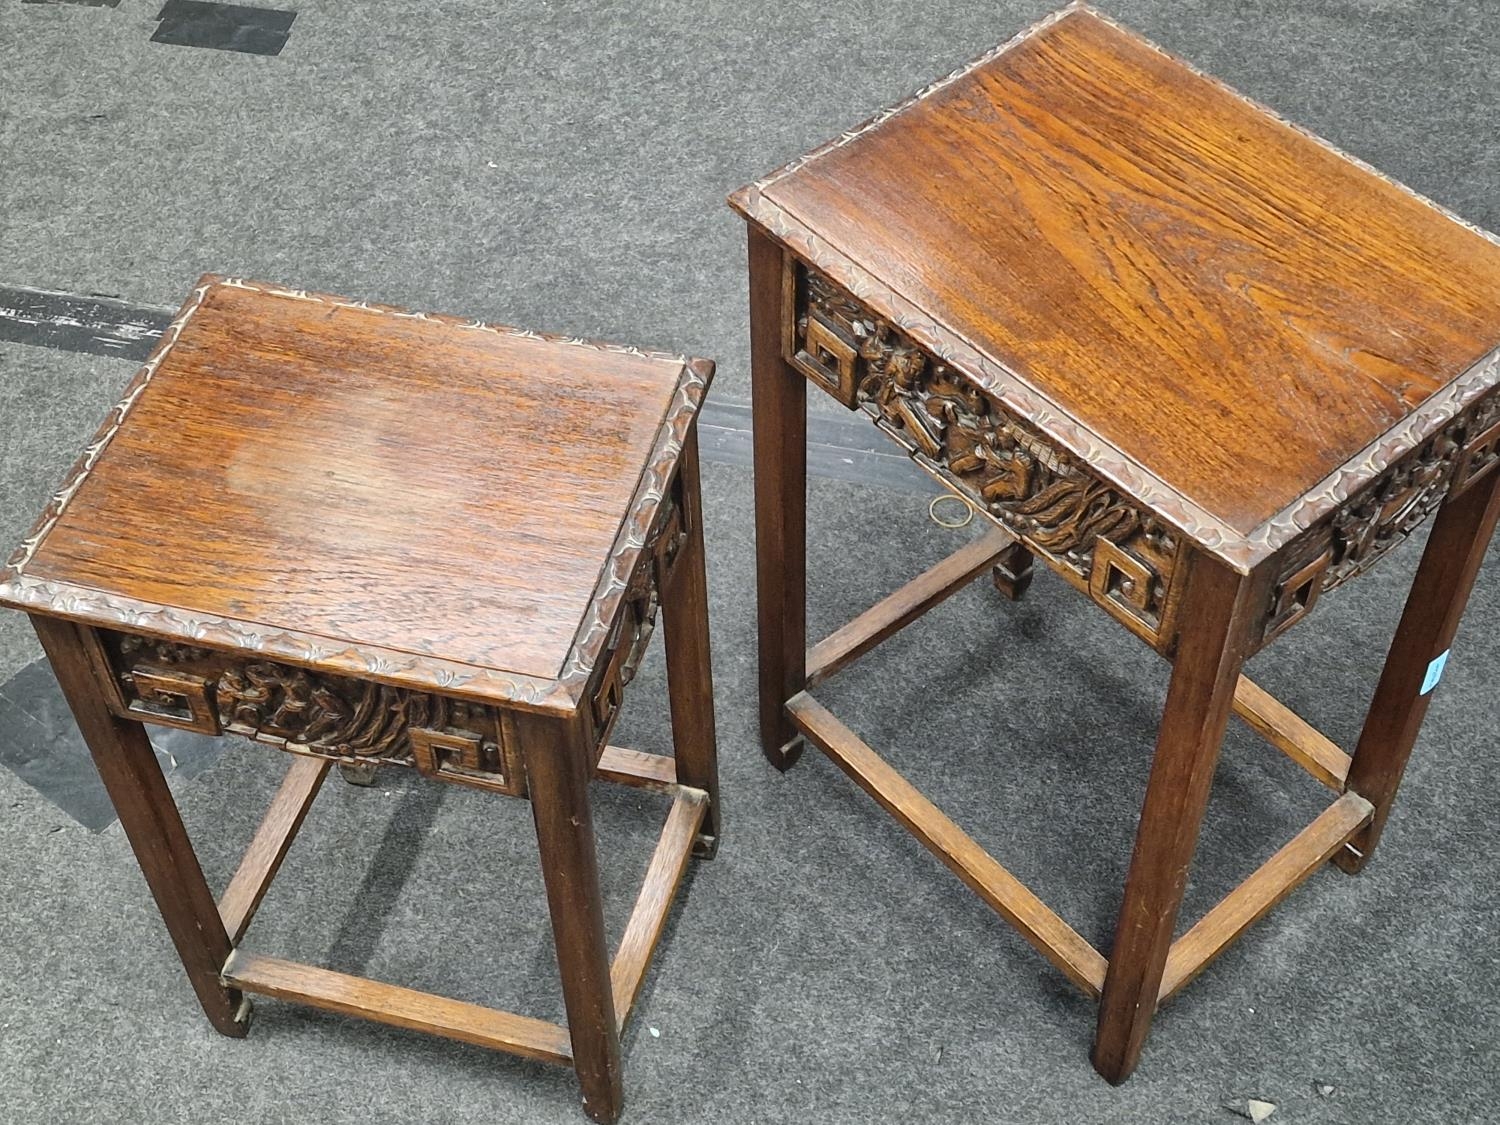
(803, 266, 1165, 612)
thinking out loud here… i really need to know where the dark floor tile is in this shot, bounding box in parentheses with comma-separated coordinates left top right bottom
(153, 725, 229, 782)
(0, 286, 166, 359)
(0, 700, 120, 831)
(2, 657, 80, 731)
(151, 0, 295, 56)
(0, 658, 230, 831)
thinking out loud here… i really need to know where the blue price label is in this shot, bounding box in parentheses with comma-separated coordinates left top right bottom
(1420, 650, 1450, 696)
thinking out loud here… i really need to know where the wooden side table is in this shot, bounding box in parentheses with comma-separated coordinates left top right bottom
(0, 277, 722, 1124)
(732, 4, 1500, 1083)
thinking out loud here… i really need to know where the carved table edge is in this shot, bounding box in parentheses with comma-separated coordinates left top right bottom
(727, 3, 1079, 208)
(0, 271, 715, 715)
(728, 201, 1252, 570)
(0, 575, 579, 715)
(1244, 359, 1500, 559)
(1083, 4, 1500, 254)
(730, 203, 1500, 575)
(1, 273, 699, 587)
(555, 357, 713, 695)
(727, 1, 1500, 576)
(2, 278, 213, 582)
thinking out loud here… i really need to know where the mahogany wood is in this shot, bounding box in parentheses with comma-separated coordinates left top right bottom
(4, 281, 721, 1123)
(0, 280, 714, 715)
(1232, 676, 1351, 791)
(219, 755, 331, 943)
(609, 788, 709, 1028)
(734, 1, 1500, 1087)
(749, 226, 808, 770)
(30, 615, 249, 1038)
(805, 529, 1015, 686)
(738, 7, 1500, 556)
(594, 746, 678, 793)
(1093, 556, 1269, 1083)
(221, 950, 573, 1066)
(660, 431, 722, 850)
(14, 281, 683, 683)
(786, 691, 1108, 997)
(517, 710, 623, 1124)
(1337, 468, 1500, 873)
(1158, 791, 1372, 1003)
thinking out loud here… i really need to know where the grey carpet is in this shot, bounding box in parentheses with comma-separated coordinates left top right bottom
(1, 0, 1498, 1122)
(0, 343, 133, 680)
(1, 0, 1497, 413)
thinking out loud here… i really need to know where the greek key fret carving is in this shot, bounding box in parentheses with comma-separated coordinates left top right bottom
(103, 634, 523, 793)
(587, 483, 686, 742)
(733, 5, 1500, 573)
(1325, 389, 1500, 591)
(794, 265, 1182, 647)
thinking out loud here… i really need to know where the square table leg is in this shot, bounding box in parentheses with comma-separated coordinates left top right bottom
(515, 710, 623, 1124)
(29, 615, 249, 1038)
(1336, 468, 1500, 874)
(1093, 555, 1271, 1083)
(661, 427, 722, 853)
(748, 226, 807, 772)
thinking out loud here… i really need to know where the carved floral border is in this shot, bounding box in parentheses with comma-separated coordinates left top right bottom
(0, 276, 712, 714)
(558, 360, 710, 689)
(728, 2, 1500, 573)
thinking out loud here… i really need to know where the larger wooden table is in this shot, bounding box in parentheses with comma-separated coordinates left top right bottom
(0, 278, 722, 1123)
(732, 3, 1500, 1082)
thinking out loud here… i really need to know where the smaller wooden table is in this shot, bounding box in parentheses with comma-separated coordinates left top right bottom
(732, 4, 1500, 1084)
(0, 277, 722, 1124)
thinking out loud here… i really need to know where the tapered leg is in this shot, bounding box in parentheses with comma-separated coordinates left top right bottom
(1093, 555, 1269, 1083)
(1336, 469, 1500, 874)
(991, 541, 1036, 601)
(31, 615, 248, 1037)
(748, 225, 807, 771)
(662, 427, 721, 855)
(516, 711, 622, 1124)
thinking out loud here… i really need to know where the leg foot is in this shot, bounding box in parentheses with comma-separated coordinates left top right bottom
(32, 616, 248, 1038)
(991, 542, 1035, 601)
(515, 711, 623, 1123)
(338, 761, 380, 787)
(229, 995, 254, 1033)
(1092, 555, 1267, 1082)
(765, 735, 805, 773)
(1334, 470, 1500, 874)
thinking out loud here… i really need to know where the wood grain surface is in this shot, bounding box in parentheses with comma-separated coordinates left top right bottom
(1093, 554, 1270, 1082)
(609, 788, 709, 1027)
(222, 950, 573, 1066)
(758, 7, 1500, 537)
(1158, 790, 1372, 1003)
(218, 754, 331, 943)
(16, 279, 692, 682)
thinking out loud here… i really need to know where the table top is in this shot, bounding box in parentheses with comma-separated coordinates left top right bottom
(0, 277, 711, 710)
(732, 3, 1500, 569)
